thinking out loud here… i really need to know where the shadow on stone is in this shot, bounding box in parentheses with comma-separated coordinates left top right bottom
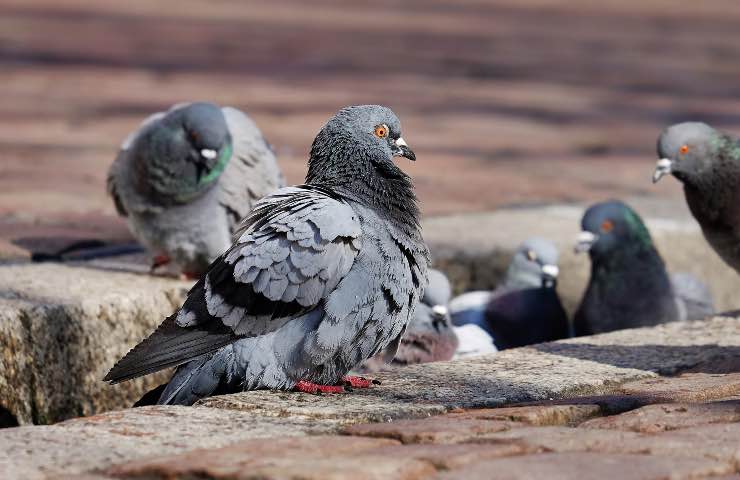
(0, 405, 19, 428)
(533, 342, 740, 375)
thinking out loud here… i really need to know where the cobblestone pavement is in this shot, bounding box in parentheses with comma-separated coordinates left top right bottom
(1, 318, 738, 479)
(79, 371, 740, 479)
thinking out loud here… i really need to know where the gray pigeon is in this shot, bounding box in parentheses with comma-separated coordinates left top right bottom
(574, 200, 714, 336)
(106, 105, 430, 404)
(107, 102, 284, 277)
(359, 269, 458, 372)
(449, 237, 568, 349)
(653, 122, 740, 274)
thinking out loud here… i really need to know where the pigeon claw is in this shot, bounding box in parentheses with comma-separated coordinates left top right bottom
(341, 376, 374, 389)
(294, 380, 345, 395)
(180, 271, 200, 281)
(150, 254, 171, 272)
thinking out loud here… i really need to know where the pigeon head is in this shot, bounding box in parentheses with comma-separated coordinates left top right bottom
(654, 122, 723, 185)
(306, 105, 415, 182)
(575, 200, 653, 259)
(134, 102, 233, 202)
(423, 269, 452, 307)
(505, 237, 560, 289)
(306, 105, 419, 224)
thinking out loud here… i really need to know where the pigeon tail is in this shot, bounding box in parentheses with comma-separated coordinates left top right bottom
(104, 314, 236, 384)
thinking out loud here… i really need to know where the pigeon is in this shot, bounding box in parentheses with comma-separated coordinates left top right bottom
(573, 200, 714, 336)
(449, 237, 569, 350)
(106, 105, 430, 404)
(359, 269, 458, 372)
(653, 122, 740, 274)
(107, 102, 284, 277)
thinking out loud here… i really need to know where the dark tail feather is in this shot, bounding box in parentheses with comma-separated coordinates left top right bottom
(133, 383, 167, 407)
(104, 314, 236, 384)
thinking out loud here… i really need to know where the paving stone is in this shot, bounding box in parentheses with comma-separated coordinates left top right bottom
(0, 264, 191, 425)
(579, 400, 740, 432)
(342, 417, 514, 444)
(642, 423, 740, 465)
(202, 317, 740, 416)
(448, 404, 602, 426)
(0, 406, 324, 478)
(435, 452, 733, 480)
(473, 422, 740, 465)
(107, 437, 527, 480)
(106, 436, 427, 480)
(369, 443, 527, 470)
(617, 373, 740, 403)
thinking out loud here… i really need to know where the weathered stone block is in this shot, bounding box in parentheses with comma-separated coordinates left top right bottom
(0, 264, 190, 424)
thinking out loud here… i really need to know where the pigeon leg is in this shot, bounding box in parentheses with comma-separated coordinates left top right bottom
(294, 380, 345, 394)
(341, 376, 379, 388)
(150, 254, 171, 272)
(180, 271, 200, 281)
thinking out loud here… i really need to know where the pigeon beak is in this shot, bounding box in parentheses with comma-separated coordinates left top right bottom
(431, 304, 449, 317)
(541, 264, 559, 288)
(574, 231, 598, 254)
(541, 264, 559, 279)
(200, 149, 218, 161)
(393, 137, 416, 161)
(653, 158, 673, 184)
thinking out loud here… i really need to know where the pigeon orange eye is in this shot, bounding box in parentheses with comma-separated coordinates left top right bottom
(526, 250, 537, 261)
(680, 145, 689, 154)
(600, 220, 614, 233)
(374, 125, 388, 138)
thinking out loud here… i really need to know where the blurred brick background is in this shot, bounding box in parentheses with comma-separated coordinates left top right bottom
(2, 0, 740, 254)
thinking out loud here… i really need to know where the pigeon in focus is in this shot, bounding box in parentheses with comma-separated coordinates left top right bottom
(449, 237, 569, 350)
(107, 102, 285, 277)
(359, 269, 458, 372)
(107, 105, 430, 405)
(574, 200, 714, 336)
(653, 122, 740, 274)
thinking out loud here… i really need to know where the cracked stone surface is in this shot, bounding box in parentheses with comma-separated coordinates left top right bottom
(0, 264, 190, 425)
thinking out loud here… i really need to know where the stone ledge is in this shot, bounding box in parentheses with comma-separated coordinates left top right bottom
(0, 316, 737, 478)
(2, 203, 738, 426)
(0, 263, 190, 425)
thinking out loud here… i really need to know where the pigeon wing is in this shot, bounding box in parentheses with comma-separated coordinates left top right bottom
(218, 107, 286, 230)
(104, 185, 362, 383)
(671, 272, 715, 321)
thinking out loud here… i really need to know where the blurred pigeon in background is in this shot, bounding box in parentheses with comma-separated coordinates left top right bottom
(107, 102, 284, 277)
(359, 269, 458, 372)
(574, 200, 714, 336)
(450, 237, 569, 350)
(654, 122, 740, 274)
(107, 105, 430, 405)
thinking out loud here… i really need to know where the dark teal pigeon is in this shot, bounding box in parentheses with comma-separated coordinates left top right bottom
(108, 102, 284, 278)
(574, 200, 714, 336)
(654, 122, 740, 274)
(449, 237, 569, 350)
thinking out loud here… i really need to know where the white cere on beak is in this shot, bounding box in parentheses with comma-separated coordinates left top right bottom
(574, 231, 598, 254)
(395, 137, 408, 148)
(431, 305, 449, 316)
(653, 158, 673, 184)
(541, 264, 560, 278)
(200, 149, 218, 160)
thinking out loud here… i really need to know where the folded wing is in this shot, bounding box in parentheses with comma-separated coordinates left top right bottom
(104, 185, 362, 383)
